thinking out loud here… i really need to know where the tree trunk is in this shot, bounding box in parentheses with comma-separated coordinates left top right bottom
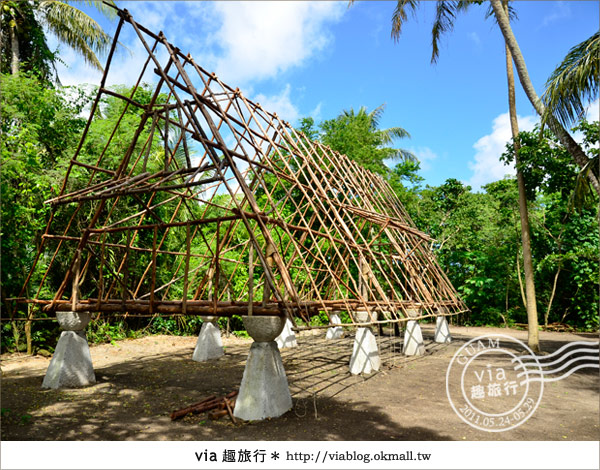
(25, 304, 33, 355)
(9, 22, 19, 75)
(490, 0, 600, 197)
(503, 4, 540, 352)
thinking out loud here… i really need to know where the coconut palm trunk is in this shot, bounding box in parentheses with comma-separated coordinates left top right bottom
(490, 0, 600, 197)
(9, 20, 19, 74)
(502, 2, 540, 352)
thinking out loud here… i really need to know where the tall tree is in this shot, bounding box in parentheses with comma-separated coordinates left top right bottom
(488, 0, 600, 196)
(379, 0, 543, 348)
(0, 0, 116, 80)
(501, 1, 539, 351)
(318, 104, 416, 176)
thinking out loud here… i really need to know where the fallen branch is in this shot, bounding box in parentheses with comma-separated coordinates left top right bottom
(170, 391, 238, 421)
(224, 397, 237, 425)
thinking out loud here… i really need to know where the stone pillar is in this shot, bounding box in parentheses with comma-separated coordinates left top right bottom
(326, 312, 343, 340)
(434, 307, 452, 343)
(233, 316, 292, 421)
(42, 312, 95, 389)
(349, 310, 380, 375)
(403, 308, 426, 356)
(192, 316, 224, 362)
(275, 318, 298, 349)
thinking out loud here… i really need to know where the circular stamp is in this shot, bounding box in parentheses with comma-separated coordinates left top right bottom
(446, 334, 544, 432)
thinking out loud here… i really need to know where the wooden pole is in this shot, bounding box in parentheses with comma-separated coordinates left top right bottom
(248, 242, 254, 317)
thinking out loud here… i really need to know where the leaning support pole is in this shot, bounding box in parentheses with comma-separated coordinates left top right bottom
(42, 312, 95, 389)
(233, 316, 292, 421)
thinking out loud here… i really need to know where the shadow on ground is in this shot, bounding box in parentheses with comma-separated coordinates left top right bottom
(1, 326, 598, 441)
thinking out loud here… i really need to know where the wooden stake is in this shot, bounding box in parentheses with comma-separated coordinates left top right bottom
(248, 242, 253, 316)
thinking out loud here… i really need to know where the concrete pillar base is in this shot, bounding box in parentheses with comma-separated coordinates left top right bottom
(326, 313, 343, 340)
(192, 321, 224, 362)
(275, 318, 297, 349)
(42, 330, 96, 389)
(403, 320, 426, 356)
(233, 341, 292, 421)
(349, 327, 380, 375)
(434, 315, 452, 343)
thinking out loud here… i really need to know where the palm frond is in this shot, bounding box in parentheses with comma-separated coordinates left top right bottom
(484, 1, 518, 22)
(380, 126, 411, 145)
(40, 1, 113, 71)
(386, 148, 417, 163)
(68, 1, 118, 20)
(391, 0, 420, 42)
(368, 104, 386, 129)
(542, 32, 600, 128)
(431, 1, 460, 64)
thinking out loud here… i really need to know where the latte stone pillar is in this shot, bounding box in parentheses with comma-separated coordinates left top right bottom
(349, 310, 380, 375)
(192, 316, 224, 362)
(434, 307, 452, 343)
(275, 318, 298, 349)
(42, 311, 95, 389)
(233, 316, 292, 421)
(326, 311, 343, 340)
(403, 308, 426, 356)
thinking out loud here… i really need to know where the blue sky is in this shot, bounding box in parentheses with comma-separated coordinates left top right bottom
(54, 1, 599, 191)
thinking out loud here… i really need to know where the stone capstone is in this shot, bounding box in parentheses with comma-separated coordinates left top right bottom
(57, 311, 91, 331)
(242, 315, 285, 342)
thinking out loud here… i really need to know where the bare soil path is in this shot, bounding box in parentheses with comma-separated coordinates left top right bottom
(1, 325, 598, 441)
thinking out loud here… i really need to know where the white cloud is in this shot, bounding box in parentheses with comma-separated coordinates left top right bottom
(254, 84, 300, 124)
(539, 1, 571, 29)
(467, 112, 538, 191)
(211, 1, 345, 84)
(411, 146, 439, 171)
(585, 98, 599, 122)
(309, 102, 323, 121)
(468, 32, 481, 48)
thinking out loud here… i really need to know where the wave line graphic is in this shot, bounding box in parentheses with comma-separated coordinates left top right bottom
(511, 341, 599, 385)
(519, 363, 599, 384)
(512, 341, 599, 362)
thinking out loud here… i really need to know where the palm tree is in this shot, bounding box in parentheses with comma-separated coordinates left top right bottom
(541, 32, 599, 129)
(0, 0, 116, 79)
(500, 1, 539, 352)
(488, 0, 600, 196)
(374, 0, 544, 349)
(320, 104, 416, 176)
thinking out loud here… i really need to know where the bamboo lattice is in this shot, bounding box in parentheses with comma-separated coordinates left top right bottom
(16, 7, 467, 327)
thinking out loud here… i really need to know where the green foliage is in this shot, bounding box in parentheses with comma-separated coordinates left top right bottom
(315, 104, 416, 176)
(87, 320, 128, 344)
(232, 330, 250, 339)
(1, 72, 89, 312)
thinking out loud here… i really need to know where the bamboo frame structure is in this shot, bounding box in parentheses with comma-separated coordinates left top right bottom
(15, 7, 467, 327)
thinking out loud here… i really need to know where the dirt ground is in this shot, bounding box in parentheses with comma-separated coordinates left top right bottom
(1, 325, 598, 441)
